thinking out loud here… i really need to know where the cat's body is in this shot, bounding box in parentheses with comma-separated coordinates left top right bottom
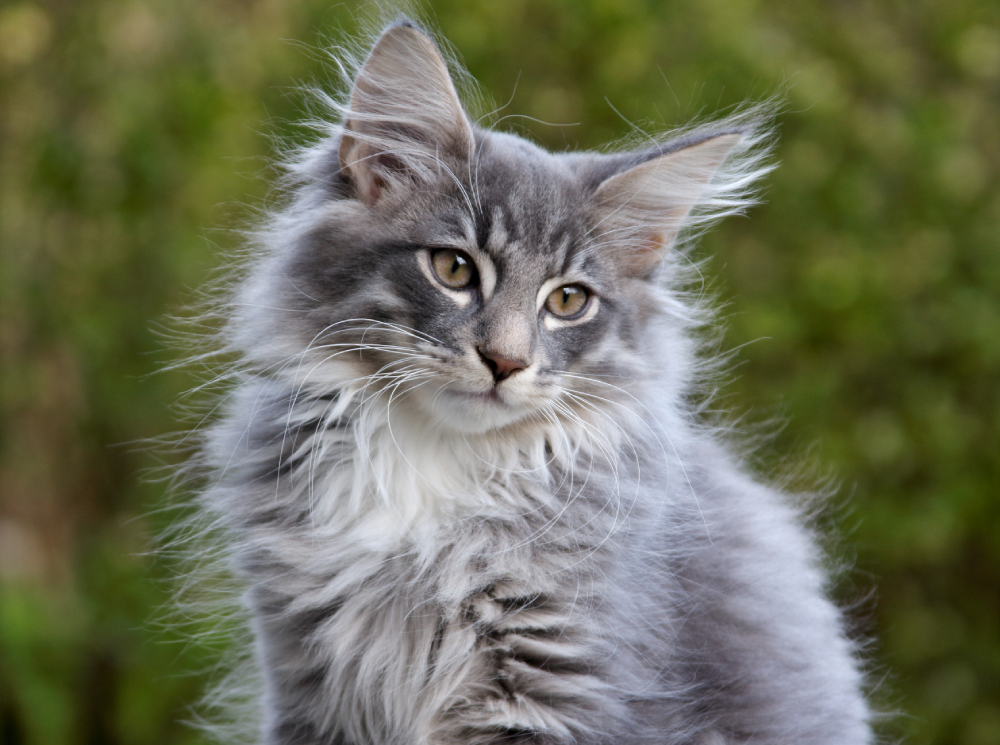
(194, 21, 872, 745)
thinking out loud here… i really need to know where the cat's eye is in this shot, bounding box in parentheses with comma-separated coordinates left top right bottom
(431, 249, 478, 289)
(545, 285, 589, 318)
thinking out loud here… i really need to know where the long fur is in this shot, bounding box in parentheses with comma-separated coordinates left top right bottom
(175, 16, 873, 745)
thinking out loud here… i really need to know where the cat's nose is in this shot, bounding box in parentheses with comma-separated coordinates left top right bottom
(478, 348, 528, 383)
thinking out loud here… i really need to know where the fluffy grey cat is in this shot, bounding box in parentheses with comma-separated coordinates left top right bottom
(192, 19, 873, 745)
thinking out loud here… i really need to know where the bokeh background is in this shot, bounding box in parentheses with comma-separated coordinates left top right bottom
(1, 0, 998, 743)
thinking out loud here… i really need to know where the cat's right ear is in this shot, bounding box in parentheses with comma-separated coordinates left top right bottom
(339, 23, 474, 207)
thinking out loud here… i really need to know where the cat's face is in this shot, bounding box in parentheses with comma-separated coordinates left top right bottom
(285, 132, 655, 434)
(241, 23, 741, 434)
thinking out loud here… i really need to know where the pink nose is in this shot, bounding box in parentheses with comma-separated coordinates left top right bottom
(478, 349, 528, 383)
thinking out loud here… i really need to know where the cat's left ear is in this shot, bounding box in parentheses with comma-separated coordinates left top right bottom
(339, 22, 474, 207)
(592, 133, 742, 277)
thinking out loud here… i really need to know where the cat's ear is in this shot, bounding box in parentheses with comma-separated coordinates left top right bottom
(592, 133, 742, 277)
(339, 23, 474, 207)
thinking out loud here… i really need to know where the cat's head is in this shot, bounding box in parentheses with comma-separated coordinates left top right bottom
(233, 22, 766, 435)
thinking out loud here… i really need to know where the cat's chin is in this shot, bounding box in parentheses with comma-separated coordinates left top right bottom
(418, 387, 538, 434)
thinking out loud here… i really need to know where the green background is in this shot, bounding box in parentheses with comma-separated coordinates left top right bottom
(1, 1, 997, 743)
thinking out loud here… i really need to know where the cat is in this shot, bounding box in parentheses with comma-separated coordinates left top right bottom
(189, 18, 873, 745)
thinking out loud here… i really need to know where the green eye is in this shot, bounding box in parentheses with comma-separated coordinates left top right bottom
(545, 284, 589, 318)
(431, 249, 477, 289)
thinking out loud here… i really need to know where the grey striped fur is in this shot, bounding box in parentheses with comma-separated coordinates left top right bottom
(190, 19, 873, 745)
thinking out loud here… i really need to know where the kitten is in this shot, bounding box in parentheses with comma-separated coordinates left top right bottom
(192, 19, 873, 745)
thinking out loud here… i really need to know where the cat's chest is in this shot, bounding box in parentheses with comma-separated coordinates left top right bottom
(243, 399, 642, 608)
(238, 399, 652, 740)
(301, 418, 582, 544)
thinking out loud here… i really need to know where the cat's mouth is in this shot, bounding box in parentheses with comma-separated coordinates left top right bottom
(449, 388, 505, 404)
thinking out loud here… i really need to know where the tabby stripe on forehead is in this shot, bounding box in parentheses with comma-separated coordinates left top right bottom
(557, 232, 577, 276)
(499, 202, 523, 244)
(474, 207, 493, 253)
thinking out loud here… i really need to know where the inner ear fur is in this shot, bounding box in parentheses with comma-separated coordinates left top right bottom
(592, 133, 742, 276)
(339, 22, 474, 206)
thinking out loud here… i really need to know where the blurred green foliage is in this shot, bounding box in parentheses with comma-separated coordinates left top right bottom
(1, 1, 998, 743)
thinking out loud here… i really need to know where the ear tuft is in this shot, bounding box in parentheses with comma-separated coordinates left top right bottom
(589, 114, 776, 278)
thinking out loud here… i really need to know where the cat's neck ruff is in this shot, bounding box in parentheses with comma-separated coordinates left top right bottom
(283, 377, 647, 550)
